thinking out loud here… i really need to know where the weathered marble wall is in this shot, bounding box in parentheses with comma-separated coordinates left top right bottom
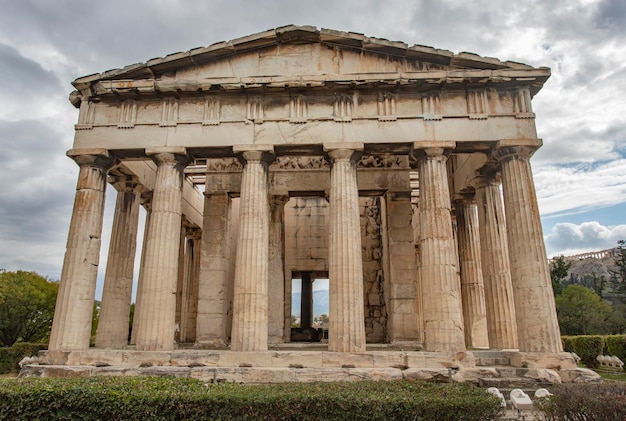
(360, 197, 386, 342)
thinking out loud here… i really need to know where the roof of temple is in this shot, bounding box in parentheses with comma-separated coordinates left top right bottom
(70, 25, 550, 106)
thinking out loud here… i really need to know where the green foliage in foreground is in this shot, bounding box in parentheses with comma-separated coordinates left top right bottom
(0, 343, 47, 374)
(0, 377, 504, 421)
(535, 382, 626, 421)
(0, 270, 58, 347)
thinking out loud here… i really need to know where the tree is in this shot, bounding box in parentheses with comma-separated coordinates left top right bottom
(611, 240, 626, 302)
(313, 313, 329, 327)
(581, 272, 607, 298)
(550, 255, 572, 296)
(0, 270, 58, 346)
(555, 284, 612, 335)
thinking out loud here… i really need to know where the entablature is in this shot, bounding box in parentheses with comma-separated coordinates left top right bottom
(73, 84, 539, 135)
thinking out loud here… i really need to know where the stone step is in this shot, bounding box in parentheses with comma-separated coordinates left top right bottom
(472, 350, 511, 366)
(479, 377, 552, 391)
(475, 357, 510, 366)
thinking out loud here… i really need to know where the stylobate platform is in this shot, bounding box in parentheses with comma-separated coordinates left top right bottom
(19, 349, 598, 385)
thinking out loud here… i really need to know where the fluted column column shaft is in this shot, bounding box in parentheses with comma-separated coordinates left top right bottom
(326, 145, 366, 352)
(497, 146, 562, 352)
(49, 150, 114, 351)
(231, 149, 272, 352)
(415, 146, 465, 352)
(130, 195, 152, 345)
(455, 200, 489, 349)
(475, 178, 519, 349)
(96, 176, 141, 348)
(134, 149, 189, 351)
(179, 228, 200, 342)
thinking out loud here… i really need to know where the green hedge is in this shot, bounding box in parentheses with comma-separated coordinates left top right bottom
(561, 336, 575, 353)
(0, 343, 47, 374)
(535, 382, 626, 420)
(605, 335, 626, 371)
(0, 377, 504, 420)
(571, 335, 605, 368)
(561, 335, 626, 369)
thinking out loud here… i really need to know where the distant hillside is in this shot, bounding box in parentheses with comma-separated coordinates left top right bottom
(552, 247, 621, 301)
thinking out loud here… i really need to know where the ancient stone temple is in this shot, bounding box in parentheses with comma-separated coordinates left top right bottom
(33, 26, 592, 383)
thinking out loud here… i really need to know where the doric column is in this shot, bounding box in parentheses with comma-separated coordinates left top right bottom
(95, 175, 141, 348)
(495, 140, 562, 352)
(195, 191, 234, 347)
(325, 143, 366, 352)
(412, 203, 425, 345)
(413, 142, 465, 352)
(230, 146, 274, 352)
(474, 173, 519, 349)
(300, 272, 313, 329)
(454, 197, 489, 349)
(268, 194, 288, 344)
(49, 149, 114, 351)
(134, 147, 189, 351)
(178, 227, 201, 343)
(130, 191, 152, 345)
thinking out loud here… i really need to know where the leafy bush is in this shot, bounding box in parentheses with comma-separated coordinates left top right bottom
(571, 335, 605, 368)
(535, 382, 626, 421)
(0, 377, 504, 420)
(0, 343, 46, 374)
(605, 335, 626, 371)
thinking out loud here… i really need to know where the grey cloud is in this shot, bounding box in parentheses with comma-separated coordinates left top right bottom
(535, 124, 626, 164)
(595, 0, 626, 32)
(0, 120, 75, 242)
(0, 43, 62, 96)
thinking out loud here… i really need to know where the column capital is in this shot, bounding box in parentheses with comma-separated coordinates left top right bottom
(470, 161, 501, 190)
(67, 148, 116, 169)
(452, 191, 476, 206)
(492, 139, 542, 163)
(411, 141, 456, 160)
(140, 190, 153, 211)
(185, 225, 202, 240)
(233, 145, 275, 164)
(386, 190, 412, 202)
(108, 174, 143, 192)
(269, 194, 290, 207)
(146, 147, 190, 167)
(323, 142, 364, 163)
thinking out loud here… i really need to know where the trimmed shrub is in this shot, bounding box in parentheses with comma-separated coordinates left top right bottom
(605, 334, 626, 371)
(571, 335, 604, 368)
(561, 336, 575, 353)
(0, 377, 504, 420)
(535, 382, 626, 421)
(0, 343, 46, 374)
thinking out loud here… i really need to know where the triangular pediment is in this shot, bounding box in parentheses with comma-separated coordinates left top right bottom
(70, 25, 549, 105)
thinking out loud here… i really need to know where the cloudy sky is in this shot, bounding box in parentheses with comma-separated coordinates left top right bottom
(1, 0, 625, 296)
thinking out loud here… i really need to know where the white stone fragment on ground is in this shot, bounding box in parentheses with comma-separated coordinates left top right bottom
(534, 388, 552, 399)
(510, 388, 533, 410)
(18, 356, 38, 368)
(486, 387, 507, 408)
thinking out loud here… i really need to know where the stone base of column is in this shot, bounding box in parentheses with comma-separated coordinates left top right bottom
(507, 352, 578, 370)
